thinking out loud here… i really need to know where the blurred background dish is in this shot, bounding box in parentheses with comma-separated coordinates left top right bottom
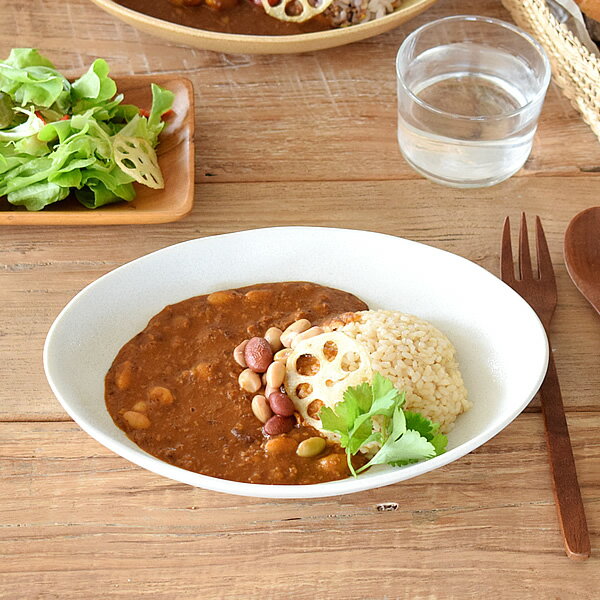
(90, 0, 438, 54)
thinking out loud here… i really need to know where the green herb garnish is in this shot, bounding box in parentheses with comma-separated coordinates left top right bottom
(0, 48, 174, 210)
(320, 372, 448, 476)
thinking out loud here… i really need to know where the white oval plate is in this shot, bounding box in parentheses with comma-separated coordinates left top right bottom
(44, 227, 548, 498)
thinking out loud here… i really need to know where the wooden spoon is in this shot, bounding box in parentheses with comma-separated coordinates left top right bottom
(564, 206, 600, 315)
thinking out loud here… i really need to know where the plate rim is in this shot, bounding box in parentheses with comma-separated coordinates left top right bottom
(44, 226, 549, 498)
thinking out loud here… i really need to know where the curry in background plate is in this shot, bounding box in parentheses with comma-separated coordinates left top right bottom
(116, 0, 404, 35)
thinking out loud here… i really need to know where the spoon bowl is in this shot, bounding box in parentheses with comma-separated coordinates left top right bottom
(564, 206, 600, 316)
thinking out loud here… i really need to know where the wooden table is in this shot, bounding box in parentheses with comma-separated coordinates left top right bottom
(1, 0, 599, 597)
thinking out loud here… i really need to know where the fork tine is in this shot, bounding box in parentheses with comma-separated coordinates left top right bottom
(500, 216, 516, 284)
(519, 212, 535, 280)
(535, 215, 555, 281)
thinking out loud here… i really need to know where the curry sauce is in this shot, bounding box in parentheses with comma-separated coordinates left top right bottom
(105, 282, 368, 484)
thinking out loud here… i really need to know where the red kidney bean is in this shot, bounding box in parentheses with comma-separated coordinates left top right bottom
(244, 337, 273, 373)
(263, 415, 294, 436)
(268, 391, 296, 417)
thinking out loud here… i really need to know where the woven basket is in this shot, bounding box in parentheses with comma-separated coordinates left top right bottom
(502, 0, 600, 141)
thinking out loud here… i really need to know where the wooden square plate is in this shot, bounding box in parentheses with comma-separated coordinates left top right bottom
(0, 74, 195, 225)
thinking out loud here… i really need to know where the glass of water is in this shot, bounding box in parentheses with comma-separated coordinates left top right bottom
(396, 15, 551, 188)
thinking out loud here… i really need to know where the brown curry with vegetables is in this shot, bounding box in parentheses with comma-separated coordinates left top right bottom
(105, 282, 368, 484)
(116, 0, 380, 36)
(116, 0, 331, 36)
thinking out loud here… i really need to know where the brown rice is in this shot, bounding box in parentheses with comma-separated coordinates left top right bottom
(333, 310, 470, 433)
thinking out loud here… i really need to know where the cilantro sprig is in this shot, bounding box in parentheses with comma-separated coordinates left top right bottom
(319, 373, 448, 477)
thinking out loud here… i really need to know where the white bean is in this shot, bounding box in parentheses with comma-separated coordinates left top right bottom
(233, 340, 248, 368)
(280, 319, 311, 347)
(291, 326, 324, 349)
(266, 361, 286, 389)
(265, 384, 280, 399)
(251, 395, 272, 423)
(238, 368, 261, 393)
(264, 327, 283, 352)
(123, 411, 151, 430)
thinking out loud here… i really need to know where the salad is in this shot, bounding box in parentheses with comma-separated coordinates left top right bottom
(0, 49, 174, 211)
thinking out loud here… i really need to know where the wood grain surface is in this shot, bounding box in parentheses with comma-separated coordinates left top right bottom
(1, 0, 599, 598)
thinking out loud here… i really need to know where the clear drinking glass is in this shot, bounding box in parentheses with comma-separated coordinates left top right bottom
(396, 15, 551, 188)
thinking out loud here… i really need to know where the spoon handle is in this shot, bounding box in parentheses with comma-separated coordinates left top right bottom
(540, 352, 591, 560)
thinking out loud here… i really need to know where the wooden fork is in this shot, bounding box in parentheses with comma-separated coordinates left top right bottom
(501, 214, 590, 560)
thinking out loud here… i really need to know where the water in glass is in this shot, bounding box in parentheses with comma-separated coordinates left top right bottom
(397, 43, 542, 187)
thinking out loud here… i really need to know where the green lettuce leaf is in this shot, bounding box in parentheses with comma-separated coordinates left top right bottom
(0, 92, 14, 128)
(0, 49, 173, 211)
(7, 180, 69, 211)
(0, 107, 44, 141)
(75, 165, 135, 208)
(0, 49, 70, 109)
(147, 83, 174, 141)
(117, 83, 174, 146)
(0, 153, 28, 175)
(2, 48, 55, 70)
(72, 59, 116, 102)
